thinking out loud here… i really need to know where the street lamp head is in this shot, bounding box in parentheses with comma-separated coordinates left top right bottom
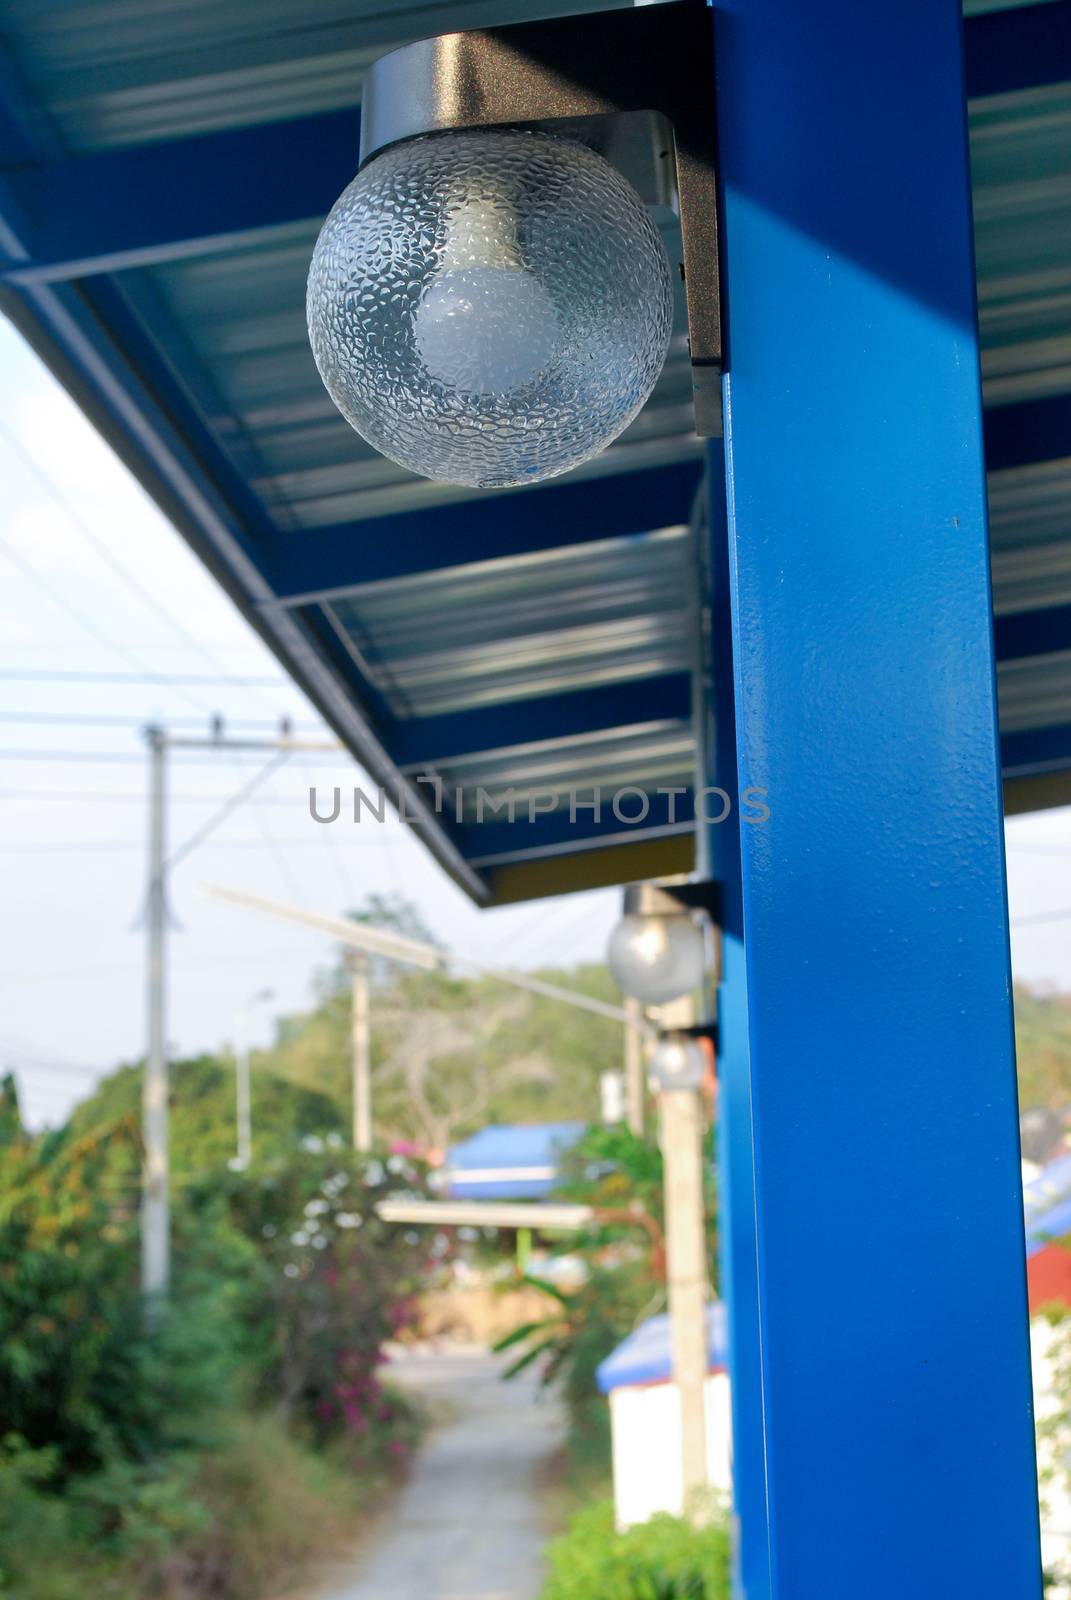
(649, 1032, 706, 1094)
(607, 909, 706, 1007)
(306, 129, 673, 488)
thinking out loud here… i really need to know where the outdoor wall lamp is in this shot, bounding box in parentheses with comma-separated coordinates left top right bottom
(306, 1, 719, 488)
(649, 1032, 708, 1093)
(606, 883, 709, 1008)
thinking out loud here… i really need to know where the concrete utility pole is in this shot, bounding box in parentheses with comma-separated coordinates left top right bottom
(141, 726, 169, 1302)
(235, 1014, 252, 1172)
(233, 986, 275, 1171)
(139, 724, 338, 1304)
(624, 996, 646, 1136)
(350, 952, 372, 1152)
(657, 992, 710, 1517)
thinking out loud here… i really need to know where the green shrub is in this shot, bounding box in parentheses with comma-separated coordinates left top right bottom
(541, 1501, 730, 1600)
(0, 1413, 402, 1600)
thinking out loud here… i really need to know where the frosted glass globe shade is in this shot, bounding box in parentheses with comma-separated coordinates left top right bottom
(306, 129, 674, 488)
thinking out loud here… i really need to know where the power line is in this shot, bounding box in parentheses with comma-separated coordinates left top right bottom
(167, 750, 292, 870)
(0, 530, 213, 715)
(0, 747, 349, 765)
(1011, 906, 1071, 927)
(0, 418, 283, 718)
(0, 836, 381, 854)
(0, 788, 299, 804)
(0, 668, 288, 688)
(0, 711, 323, 732)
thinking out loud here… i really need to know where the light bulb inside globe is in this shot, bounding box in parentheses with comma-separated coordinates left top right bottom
(649, 1032, 706, 1094)
(412, 195, 561, 396)
(606, 911, 706, 1007)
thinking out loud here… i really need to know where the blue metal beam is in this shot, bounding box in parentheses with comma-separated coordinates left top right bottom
(713, 0, 1041, 1594)
(964, 0, 1071, 100)
(0, 107, 362, 283)
(995, 603, 1071, 662)
(266, 461, 703, 603)
(392, 673, 692, 769)
(0, 0, 1065, 285)
(1002, 722, 1071, 778)
(705, 448, 769, 1600)
(456, 787, 694, 867)
(984, 392, 1071, 474)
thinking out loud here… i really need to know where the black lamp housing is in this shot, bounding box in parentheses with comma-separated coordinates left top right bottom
(358, 1, 722, 437)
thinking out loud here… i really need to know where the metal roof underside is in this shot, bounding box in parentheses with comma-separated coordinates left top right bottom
(0, 0, 1069, 903)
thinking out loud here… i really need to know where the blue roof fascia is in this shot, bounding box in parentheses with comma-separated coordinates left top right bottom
(964, 0, 1071, 100)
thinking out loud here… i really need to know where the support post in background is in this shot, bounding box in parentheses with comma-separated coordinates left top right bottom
(234, 1014, 252, 1171)
(712, 0, 1042, 1591)
(351, 952, 372, 1153)
(141, 725, 169, 1303)
(657, 993, 710, 1517)
(624, 996, 646, 1136)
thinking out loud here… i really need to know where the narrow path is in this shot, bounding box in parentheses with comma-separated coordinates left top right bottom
(317, 1347, 564, 1600)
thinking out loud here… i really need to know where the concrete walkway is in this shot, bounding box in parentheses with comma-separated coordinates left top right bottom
(316, 1347, 564, 1600)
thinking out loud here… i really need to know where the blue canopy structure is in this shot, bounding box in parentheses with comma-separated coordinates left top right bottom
(444, 1121, 585, 1200)
(1, 1, 1066, 1592)
(0, 1, 1069, 909)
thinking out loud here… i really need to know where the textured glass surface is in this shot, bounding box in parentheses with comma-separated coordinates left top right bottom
(307, 130, 674, 488)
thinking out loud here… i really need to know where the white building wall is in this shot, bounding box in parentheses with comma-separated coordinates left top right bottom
(609, 1372, 732, 1529)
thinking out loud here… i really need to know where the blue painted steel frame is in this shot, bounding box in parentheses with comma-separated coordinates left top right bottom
(705, 451, 769, 1600)
(712, 0, 1042, 1593)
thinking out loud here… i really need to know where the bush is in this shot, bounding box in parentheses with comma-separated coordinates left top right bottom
(214, 1145, 429, 1446)
(541, 1501, 730, 1600)
(0, 1413, 405, 1600)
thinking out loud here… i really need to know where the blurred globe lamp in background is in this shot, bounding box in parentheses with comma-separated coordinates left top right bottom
(607, 884, 707, 1007)
(648, 1033, 707, 1094)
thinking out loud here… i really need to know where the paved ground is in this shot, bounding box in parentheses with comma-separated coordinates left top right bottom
(316, 1347, 564, 1600)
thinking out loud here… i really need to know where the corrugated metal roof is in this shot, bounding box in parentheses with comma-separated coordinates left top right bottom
(1, 0, 1069, 900)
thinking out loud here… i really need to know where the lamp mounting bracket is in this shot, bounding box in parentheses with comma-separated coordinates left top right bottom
(359, 0, 722, 436)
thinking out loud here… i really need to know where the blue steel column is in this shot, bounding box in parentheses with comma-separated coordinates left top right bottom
(703, 454, 770, 1600)
(710, 2, 1042, 1596)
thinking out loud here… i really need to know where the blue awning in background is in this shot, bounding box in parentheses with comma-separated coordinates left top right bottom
(444, 1121, 585, 1200)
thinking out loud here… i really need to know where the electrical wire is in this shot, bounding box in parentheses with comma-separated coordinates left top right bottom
(0, 711, 323, 732)
(0, 836, 380, 854)
(0, 530, 213, 715)
(1011, 906, 1071, 927)
(166, 750, 292, 870)
(0, 668, 287, 688)
(0, 418, 285, 716)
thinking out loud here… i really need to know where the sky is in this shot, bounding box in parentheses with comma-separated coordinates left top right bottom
(0, 316, 1068, 1127)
